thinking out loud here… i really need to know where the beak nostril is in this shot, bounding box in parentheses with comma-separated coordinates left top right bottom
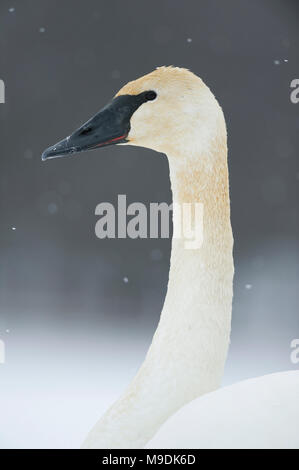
(80, 126, 93, 136)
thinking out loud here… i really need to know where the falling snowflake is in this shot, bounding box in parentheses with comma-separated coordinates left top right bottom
(150, 248, 163, 261)
(39, 27, 46, 33)
(8, 7, 15, 13)
(245, 284, 252, 290)
(11, 226, 16, 231)
(111, 70, 120, 79)
(187, 38, 192, 43)
(274, 60, 280, 65)
(24, 149, 33, 159)
(48, 203, 58, 214)
(123, 277, 129, 284)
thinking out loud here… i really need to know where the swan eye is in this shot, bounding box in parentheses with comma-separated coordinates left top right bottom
(145, 91, 157, 101)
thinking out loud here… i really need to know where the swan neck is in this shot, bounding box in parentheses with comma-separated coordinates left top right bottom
(82, 131, 234, 450)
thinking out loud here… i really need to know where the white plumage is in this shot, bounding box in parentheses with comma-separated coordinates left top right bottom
(147, 371, 299, 449)
(82, 67, 234, 448)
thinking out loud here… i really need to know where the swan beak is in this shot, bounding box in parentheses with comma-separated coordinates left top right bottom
(41, 96, 132, 161)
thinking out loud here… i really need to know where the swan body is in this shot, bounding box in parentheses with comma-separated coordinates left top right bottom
(42, 66, 236, 448)
(147, 371, 299, 449)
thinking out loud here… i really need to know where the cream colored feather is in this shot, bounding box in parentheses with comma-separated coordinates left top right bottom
(82, 67, 234, 449)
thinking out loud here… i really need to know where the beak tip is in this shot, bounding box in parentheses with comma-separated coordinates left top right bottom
(41, 151, 48, 161)
(41, 149, 54, 161)
(41, 144, 64, 161)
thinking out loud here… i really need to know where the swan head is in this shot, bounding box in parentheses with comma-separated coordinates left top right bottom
(42, 66, 224, 162)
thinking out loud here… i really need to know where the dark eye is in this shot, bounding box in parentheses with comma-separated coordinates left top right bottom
(145, 91, 157, 101)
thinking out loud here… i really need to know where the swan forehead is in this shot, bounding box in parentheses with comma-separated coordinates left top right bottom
(115, 66, 204, 98)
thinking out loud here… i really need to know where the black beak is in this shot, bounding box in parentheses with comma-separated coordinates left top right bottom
(41, 94, 142, 161)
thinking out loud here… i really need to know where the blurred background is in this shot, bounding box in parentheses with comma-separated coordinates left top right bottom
(0, 0, 298, 448)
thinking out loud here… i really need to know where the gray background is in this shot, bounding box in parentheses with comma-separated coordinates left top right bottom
(0, 0, 298, 448)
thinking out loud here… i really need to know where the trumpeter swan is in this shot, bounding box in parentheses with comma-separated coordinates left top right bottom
(42, 67, 298, 449)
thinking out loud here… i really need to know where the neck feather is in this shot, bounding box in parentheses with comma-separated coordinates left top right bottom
(82, 134, 234, 449)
